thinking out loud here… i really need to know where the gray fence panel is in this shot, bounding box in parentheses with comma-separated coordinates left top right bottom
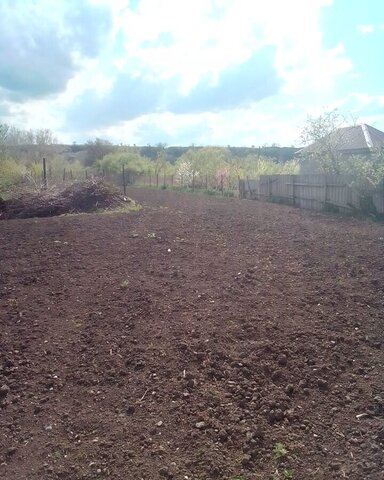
(240, 174, 384, 215)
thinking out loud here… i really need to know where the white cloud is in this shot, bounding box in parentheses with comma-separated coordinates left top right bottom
(83, 100, 305, 148)
(357, 24, 375, 34)
(113, 0, 347, 96)
(5, 0, 382, 146)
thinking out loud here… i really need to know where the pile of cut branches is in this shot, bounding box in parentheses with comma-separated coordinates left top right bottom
(0, 180, 135, 220)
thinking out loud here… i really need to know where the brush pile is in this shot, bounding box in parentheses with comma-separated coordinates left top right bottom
(0, 180, 135, 220)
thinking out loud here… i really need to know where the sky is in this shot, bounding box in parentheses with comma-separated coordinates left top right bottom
(0, 0, 383, 146)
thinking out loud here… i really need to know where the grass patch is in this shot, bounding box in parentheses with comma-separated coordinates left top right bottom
(64, 203, 141, 217)
(273, 443, 288, 460)
(95, 203, 141, 214)
(272, 443, 294, 480)
(282, 468, 294, 479)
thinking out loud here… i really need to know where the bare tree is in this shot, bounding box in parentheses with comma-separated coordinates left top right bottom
(0, 124, 9, 154)
(84, 138, 114, 166)
(300, 110, 347, 174)
(0, 125, 58, 146)
(35, 128, 58, 145)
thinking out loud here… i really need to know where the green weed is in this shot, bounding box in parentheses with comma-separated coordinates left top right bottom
(283, 468, 294, 479)
(273, 443, 288, 460)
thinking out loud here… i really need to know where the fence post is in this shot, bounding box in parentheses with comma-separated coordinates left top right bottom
(246, 176, 251, 199)
(163, 171, 166, 188)
(192, 172, 195, 192)
(205, 174, 208, 191)
(122, 164, 126, 196)
(156, 173, 159, 188)
(85, 170, 88, 179)
(171, 175, 174, 188)
(221, 175, 224, 195)
(323, 175, 328, 206)
(42, 157, 47, 189)
(63, 168, 66, 182)
(70, 169, 73, 180)
(268, 177, 272, 199)
(292, 175, 296, 206)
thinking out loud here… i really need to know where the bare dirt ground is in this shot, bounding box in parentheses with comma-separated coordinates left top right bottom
(1, 188, 383, 480)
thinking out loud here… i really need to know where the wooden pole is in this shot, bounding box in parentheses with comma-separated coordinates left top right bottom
(42, 157, 47, 189)
(122, 164, 126, 196)
(292, 174, 296, 206)
(156, 173, 159, 188)
(323, 175, 327, 206)
(246, 176, 251, 199)
(63, 168, 66, 182)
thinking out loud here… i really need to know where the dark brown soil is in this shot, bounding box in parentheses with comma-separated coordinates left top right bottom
(0, 188, 383, 480)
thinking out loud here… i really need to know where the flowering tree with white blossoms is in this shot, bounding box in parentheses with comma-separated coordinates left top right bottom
(175, 160, 198, 187)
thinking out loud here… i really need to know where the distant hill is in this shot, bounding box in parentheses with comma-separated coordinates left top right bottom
(138, 145, 299, 163)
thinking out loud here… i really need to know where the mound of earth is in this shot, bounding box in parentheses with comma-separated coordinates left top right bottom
(0, 180, 135, 220)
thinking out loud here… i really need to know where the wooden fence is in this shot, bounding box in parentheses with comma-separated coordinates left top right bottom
(239, 174, 384, 215)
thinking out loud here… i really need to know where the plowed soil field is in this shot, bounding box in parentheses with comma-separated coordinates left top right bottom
(1, 188, 383, 480)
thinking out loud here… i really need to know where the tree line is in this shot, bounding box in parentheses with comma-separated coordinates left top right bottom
(2, 111, 384, 196)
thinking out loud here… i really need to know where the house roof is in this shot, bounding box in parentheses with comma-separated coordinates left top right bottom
(300, 124, 384, 154)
